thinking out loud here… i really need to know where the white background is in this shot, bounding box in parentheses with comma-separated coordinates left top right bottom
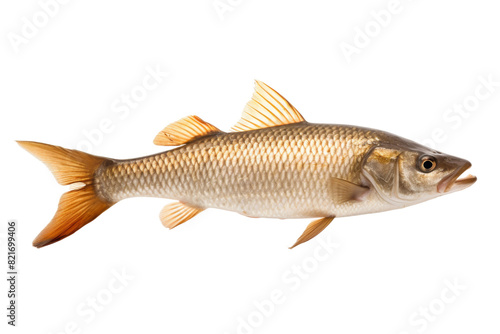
(1, 0, 499, 333)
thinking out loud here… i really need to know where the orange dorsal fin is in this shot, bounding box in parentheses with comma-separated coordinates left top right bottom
(154, 115, 221, 146)
(231, 80, 306, 132)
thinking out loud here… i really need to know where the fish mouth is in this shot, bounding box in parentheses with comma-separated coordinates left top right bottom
(437, 161, 477, 193)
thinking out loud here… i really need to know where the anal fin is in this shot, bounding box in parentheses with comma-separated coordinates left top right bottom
(160, 202, 204, 229)
(289, 217, 335, 249)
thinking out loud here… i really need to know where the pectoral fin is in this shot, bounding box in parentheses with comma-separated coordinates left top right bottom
(289, 217, 335, 249)
(330, 178, 370, 204)
(160, 202, 204, 229)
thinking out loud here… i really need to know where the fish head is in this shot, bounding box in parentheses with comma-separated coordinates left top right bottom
(361, 139, 476, 206)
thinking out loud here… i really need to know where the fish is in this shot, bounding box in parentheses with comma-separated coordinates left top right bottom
(18, 80, 477, 249)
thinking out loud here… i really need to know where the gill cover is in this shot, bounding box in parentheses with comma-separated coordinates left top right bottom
(361, 147, 404, 205)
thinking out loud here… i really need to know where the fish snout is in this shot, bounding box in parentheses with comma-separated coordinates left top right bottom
(437, 159, 477, 193)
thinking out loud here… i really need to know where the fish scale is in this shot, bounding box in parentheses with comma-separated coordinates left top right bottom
(95, 123, 377, 218)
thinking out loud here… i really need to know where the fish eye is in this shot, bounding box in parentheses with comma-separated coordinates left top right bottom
(419, 156, 437, 173)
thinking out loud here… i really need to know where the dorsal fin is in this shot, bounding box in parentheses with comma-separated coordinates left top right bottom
(154, 115, 221, 146)
(231, 80, 306, 132)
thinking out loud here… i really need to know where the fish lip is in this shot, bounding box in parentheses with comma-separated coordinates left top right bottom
(437, 161, 476, 193)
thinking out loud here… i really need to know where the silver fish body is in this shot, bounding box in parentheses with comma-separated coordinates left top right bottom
(97, 123, 394, 219)
(18, 81, 477, 248)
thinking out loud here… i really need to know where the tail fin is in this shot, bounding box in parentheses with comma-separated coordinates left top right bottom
(17, 141, 114, 248)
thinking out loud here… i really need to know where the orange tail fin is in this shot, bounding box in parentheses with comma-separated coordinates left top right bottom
(17, 141, 114, 248)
